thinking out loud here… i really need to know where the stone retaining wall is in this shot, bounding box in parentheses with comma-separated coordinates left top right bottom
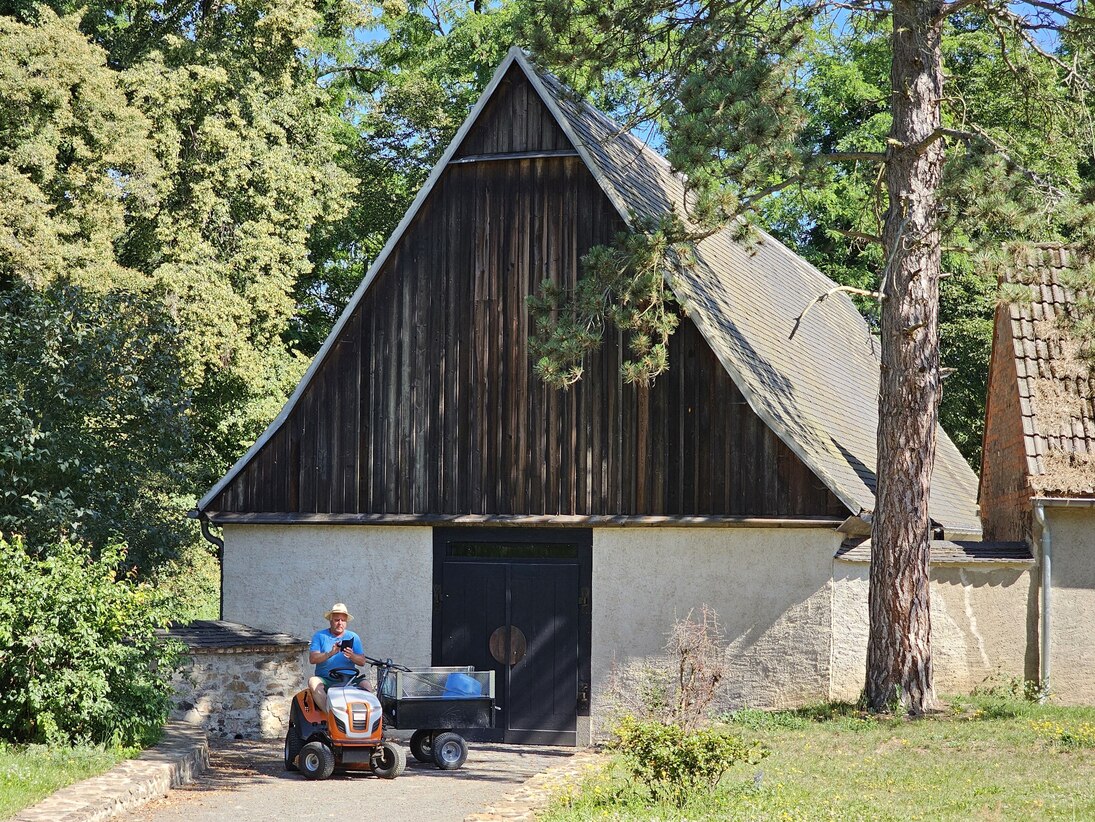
(168, 621, 308, 740)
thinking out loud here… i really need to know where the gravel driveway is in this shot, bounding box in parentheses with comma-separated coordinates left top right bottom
(127, 737, 577, 822)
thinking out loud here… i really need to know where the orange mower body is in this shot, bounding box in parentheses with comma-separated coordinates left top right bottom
(283, 675, 405, 780)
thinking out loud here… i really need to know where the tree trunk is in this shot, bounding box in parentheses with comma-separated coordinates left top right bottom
(865, 0, 946, 714)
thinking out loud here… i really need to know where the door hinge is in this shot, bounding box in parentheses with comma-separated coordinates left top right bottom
(433, 584, 442, 609)
(578, 586, 591, 614)
(577, 681, 590, 711)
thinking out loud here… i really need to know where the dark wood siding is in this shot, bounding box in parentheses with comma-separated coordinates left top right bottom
(209, 71, 845, 519)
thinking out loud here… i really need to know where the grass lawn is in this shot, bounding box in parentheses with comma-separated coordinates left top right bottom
(0, 742, 133, 819)
(544, 694, 1095, 821)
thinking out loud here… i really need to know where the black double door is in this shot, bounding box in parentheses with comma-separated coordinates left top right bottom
(433, 529, 591, 745)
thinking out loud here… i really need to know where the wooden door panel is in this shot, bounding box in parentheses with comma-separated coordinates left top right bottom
(508, 563, 578, 741)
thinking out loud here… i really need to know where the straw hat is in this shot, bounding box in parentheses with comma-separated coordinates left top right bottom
(324, 602, 353, 621)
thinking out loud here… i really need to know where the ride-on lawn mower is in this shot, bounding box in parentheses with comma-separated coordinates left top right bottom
(285, 655, 496, 778)
(284, 666, 405, 780)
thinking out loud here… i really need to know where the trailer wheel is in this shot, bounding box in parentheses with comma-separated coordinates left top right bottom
(283, 724, 303, 771)
(431, 732, 468, 770)
(299, 741, 335, 780)
(371, 740, 406, 779)
(409, 729, 434, 763)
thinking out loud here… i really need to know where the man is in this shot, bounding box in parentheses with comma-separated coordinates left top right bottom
(308, 603, 367, 712)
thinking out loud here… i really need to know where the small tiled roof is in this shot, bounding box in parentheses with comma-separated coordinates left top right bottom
(532, 56, 981, 537)
(836, 538, 1033, 565)
(1003, 247, 1095, 494)
(166, 620, 307, 651)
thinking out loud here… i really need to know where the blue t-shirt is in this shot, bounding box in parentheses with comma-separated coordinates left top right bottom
(310, 628, 363, 679)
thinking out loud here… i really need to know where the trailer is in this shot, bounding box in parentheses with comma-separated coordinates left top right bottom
(374, 661, 496, 770)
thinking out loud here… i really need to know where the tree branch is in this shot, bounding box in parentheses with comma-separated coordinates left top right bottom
(317, 65, 381, 81)
(829, 227, 884, 245)
(938, 0, 982, 18)
(790, 285, 885, 339)
(825, 151, 888, 163)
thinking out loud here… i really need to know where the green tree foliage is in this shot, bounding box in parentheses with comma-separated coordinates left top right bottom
(0, 283, 193, 566)
(0, 10, 158, 292)
(296, 0, 519, 354)
(0, 1, 362, 578)
(0, 534, 183, 746)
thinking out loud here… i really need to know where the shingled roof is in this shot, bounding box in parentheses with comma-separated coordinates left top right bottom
(529, 54, 979, 536)
(1001, 247, 1095, 495)
(836, 537, 1033, 565)
(198, 48, 981, 536)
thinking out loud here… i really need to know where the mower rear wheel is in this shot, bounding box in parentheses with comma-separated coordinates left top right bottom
(371, 740, 406, 779)
(283, 724, 303, 771)
(431, 732, 468, 770)
(409, 729, 434, 763)
(299, 741, 335, 780)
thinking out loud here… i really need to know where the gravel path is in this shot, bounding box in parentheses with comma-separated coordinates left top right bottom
(127, 738, 577, 822)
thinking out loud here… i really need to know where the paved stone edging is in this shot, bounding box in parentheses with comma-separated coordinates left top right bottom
(12, 722, 208, 822)
(465, 749, 604, 822)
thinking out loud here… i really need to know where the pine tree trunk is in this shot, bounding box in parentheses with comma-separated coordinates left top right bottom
(865, 0, 946, 714)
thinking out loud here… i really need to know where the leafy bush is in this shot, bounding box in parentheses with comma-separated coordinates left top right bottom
(609, 715, 769, 807)
(0, 534, 184, 746)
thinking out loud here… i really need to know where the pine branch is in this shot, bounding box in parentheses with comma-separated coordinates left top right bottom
(939, 124, 1070, 200)
(829, 227, 884, 245)
(939, 0, 983, 17)
(790, 285, 885, 339)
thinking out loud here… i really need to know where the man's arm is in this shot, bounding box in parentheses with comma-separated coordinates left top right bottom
(309, 647, 339, 665)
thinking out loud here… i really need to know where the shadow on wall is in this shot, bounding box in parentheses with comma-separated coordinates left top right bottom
(831, 563, 1036, 697)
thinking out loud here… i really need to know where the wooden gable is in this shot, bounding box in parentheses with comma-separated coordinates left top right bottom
(203, 65, 846, 521)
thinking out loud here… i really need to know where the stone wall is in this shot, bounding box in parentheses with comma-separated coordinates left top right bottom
(831, 559, 1035, 700)
(591, 526, 841, 732)
(168, 621, 308, 740)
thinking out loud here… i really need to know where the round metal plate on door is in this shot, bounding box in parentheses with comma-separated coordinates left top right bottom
(488, 625, 527, 666)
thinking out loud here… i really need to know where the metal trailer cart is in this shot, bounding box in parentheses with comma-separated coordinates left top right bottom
(373, 660, 495, 770)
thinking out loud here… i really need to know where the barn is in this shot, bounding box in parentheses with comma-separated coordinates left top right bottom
(192, 48, 1023, 744)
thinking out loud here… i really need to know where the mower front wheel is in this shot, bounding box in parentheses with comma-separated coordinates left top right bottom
(431, 732, 468, 770)
(299, 741, 335, 780)
(409, 729, 434, 763)
(283, 724, 303, 771)
(371, 740, 406, 779)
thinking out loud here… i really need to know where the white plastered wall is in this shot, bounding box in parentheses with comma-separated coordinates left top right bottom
(591, 527, 841, 729)
(831, 561, 1034, 700)
(1046, 507, 1095, 704)
(221, 525, 434, 668)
